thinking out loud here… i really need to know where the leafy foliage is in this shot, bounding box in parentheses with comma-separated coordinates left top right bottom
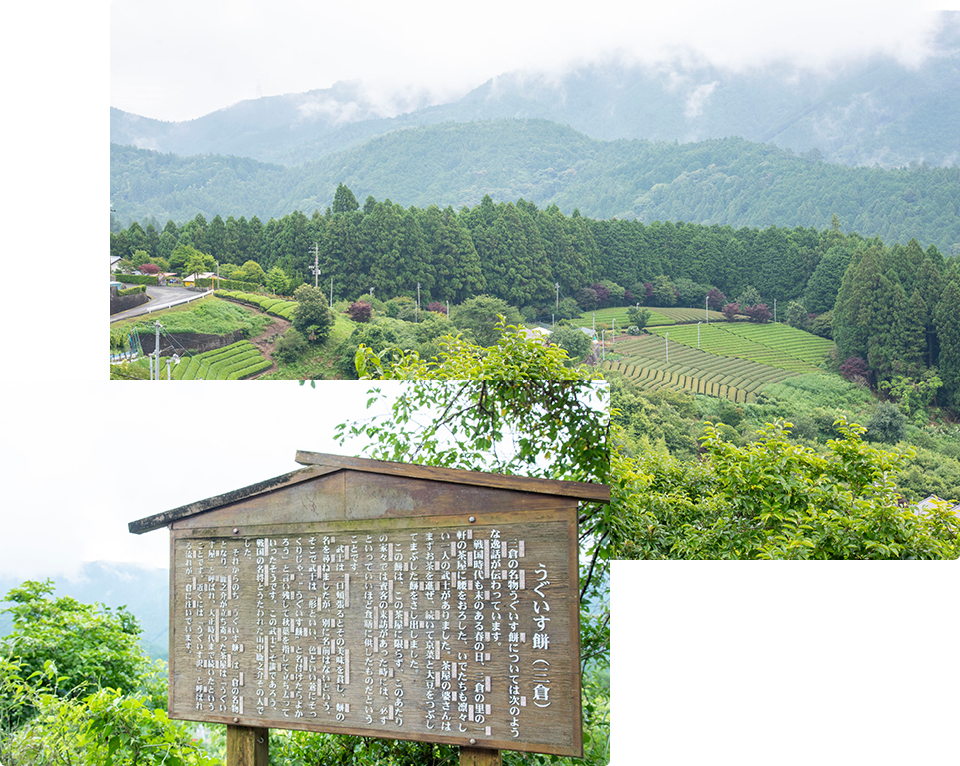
(449, 296, 522, 348)
(293, 284, 335, 343)
(1, 670, 216, 766)
(0, 583, 215, 766)
(346, 300, 373, 323)
(342, 322, 608, 480)
(273, 327, 309, 365)
(0, 581, 148, 720)
(610, 419, 959, 560)
(625, 306, 652, 331)
(270, 731, 456, 766)
(548, 325, 593, 363)
(110, 183, 959, 415)
(865, 402, 908, 444)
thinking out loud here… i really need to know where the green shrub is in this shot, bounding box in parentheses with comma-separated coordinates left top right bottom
(866, 401, 907, 444)
(274, 328, 308, 365)
(114, 274, 159, 286)
(0, 580, 147, 726)
(2, 687, 218, 766)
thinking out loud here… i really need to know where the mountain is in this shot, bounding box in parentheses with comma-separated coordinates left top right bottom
(110, 13, 960, 169)
(0, 562, 170, 660)
(110, 121, 960, 255)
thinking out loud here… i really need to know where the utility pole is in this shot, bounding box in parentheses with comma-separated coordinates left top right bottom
(309, 243, 320, 288)
(706, 294, 709, 323)
(330, 277, 334, 308)
(417, 282, 421, 323)
(555, 282, 559, 311)
(153, 320, 163, 381)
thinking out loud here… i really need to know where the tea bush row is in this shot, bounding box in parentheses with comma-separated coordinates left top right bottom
(216, 290, 298, 321)
(170, 341, 270, 380)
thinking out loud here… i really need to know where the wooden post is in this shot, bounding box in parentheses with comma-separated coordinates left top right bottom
(460, 746, 501, 766)
(226, 725, 269, 766)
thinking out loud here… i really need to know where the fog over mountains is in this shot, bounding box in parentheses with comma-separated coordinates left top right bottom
(111, 16, 960, 170)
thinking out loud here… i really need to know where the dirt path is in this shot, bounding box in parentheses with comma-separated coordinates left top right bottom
(247, 316, 291, 376)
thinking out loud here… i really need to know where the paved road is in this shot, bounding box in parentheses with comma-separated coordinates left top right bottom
(110, 285, 213, 323)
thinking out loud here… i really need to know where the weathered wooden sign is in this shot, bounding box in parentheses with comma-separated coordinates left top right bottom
(129, 451, 609, 758)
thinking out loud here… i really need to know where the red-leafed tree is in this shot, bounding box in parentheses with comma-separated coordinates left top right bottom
(706, 288, 727, 311)
(347, 301, 373, 323)
(721, 302, 740, 322)
(742, 303, 772, 322)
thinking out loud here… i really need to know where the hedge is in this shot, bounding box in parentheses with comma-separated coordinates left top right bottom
(196, 277, 262, 291)
(115, 274, 159, 286)
(216, 290, 299, 322)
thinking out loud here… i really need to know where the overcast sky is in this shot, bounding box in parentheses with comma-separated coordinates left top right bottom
(0, 381, 393, 581)
(111, 1, 957, 123)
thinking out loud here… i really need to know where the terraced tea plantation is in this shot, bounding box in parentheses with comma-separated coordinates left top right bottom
(169, 340, 272, 380)
(605, 323, 835, 403)
(568, 306, 723, 331)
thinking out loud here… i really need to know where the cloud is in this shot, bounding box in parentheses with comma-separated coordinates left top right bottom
(111, 0, 953, 122)
(684, 82, 719, 119)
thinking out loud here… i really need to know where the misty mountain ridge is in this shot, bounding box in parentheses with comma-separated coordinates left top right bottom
(110, 14, 960, 169)
(0, 561, 169, 660)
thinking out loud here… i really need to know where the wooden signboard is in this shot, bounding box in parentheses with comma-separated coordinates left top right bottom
(130, 452, 609, 759)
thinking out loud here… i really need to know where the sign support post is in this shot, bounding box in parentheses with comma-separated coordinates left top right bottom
(460, 746, 501, 766)
(226, 725, 269, 766)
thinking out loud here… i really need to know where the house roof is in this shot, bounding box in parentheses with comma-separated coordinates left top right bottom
(519, 327, 552, 341)
(917, 495, 960, 516)
(128, 451, 610, 534)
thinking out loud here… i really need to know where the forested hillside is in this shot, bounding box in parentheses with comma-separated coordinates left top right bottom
(110, 122, 960, 255)
(109, 190, 853, 309)
(111, 186, 960, 411)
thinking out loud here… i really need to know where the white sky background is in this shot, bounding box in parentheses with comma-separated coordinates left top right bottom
(0, 382, 393, 580)
(111, 0, 958, 122)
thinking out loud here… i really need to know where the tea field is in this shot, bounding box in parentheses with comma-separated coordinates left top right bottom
(567, 306, 723, 331)
(604, 323, 835, 403)
(168, 340, 271, 380)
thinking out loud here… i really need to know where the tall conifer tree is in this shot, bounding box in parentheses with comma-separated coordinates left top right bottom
(934, 279, 960, 407)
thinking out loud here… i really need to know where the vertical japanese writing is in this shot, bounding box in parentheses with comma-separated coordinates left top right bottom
(173, 519, 571, 751)
(531, 564, 552, 711)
